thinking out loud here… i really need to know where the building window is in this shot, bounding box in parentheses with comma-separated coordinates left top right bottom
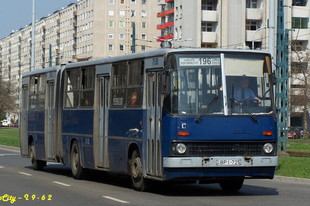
(141, 34, 146, 40)
(120, 10, 125, 16)
(141, 10, 147, 18)
(119, 21, 125, 28)
(292, 0, 307, 6)
(109, 44, 113, 51)
(120, 33, 125, 39)
(109, 9, 114, 16)
(131, 0, 136, 4)
(108, 33, 114, 39)
(142, 0, 146, 5)
(120, 44, 124, 51)
(131, 10, 136, 17)
(292, 17, 308, 29)
(201, 22, 213, 32)
(202, 0, 216, 10)
(141, 45, 146, 51)
(246, 0, 258, 8)
(108, 21, 114, 28)
(246, 21, 258, 30)
(141, 22, 146, 29)
(120, 0, 125, 4)
(109, 0, 114, 4)
(291, 40, 308, 51)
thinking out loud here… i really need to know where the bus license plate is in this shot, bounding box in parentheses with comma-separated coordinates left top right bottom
(216, 159, 242, 166)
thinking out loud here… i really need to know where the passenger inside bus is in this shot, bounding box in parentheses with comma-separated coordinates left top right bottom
(129, 92, 138, 106)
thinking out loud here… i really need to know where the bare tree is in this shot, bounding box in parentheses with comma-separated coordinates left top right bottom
(290, 40, 309, 139)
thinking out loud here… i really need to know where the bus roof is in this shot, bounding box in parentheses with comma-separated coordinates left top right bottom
(64, 48, 271, 69)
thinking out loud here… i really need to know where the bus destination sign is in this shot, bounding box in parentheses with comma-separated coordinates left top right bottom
(179, 57, 220, 66)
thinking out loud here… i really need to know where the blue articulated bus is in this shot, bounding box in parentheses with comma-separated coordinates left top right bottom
(20, 48, 278, 191)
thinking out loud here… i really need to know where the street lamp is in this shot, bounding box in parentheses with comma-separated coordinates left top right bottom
(252, 21, 267, 50)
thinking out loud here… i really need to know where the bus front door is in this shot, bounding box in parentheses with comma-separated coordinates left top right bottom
(20, 86, 29, 156)
(98, 76, 109, 168)
(146, 72, 162, 177)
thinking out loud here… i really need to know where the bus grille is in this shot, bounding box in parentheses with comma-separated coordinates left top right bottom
(186, 141, 276, 156)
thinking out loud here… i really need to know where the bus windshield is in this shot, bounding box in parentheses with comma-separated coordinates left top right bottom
(164, 52, 274, 116)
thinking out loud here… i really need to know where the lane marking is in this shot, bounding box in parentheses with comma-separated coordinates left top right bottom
(19, 172, 32, 176)
(102, 196, 129, 204)
(53, 181, 71, 187)
(0, 154, 20, 157)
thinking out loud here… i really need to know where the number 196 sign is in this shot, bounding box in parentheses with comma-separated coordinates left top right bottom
(179, 57, 220, 66)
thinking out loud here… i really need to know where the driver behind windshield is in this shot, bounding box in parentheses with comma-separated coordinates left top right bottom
(234, 77, 261, 104)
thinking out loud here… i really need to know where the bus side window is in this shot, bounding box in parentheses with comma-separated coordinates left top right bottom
(111, 62, 127, 107)
(65, 69, 80, 107)
(127, 60, 143, 107)
(80, 67, 95, 107)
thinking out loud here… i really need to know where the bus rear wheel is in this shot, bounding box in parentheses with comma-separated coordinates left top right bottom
(130, 150, 148, 191)
(219, 179, 244, 192)
(29, 142, 46, 170)
(71, 141, 84, 179)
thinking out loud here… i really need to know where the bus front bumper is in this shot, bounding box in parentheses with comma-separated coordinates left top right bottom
(163, 156, 278, 168)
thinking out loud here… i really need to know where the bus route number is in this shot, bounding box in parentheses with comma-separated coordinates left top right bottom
(179, 57, 220, 66)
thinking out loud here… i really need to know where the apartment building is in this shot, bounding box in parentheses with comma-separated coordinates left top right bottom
(156, 0, 310, 128)
(0, 0, 161, 120)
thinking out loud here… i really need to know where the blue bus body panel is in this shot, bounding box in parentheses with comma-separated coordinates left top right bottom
(108, 109, 143, 172)
(62, 110, 94, 167)
(28, 110, 45, 160)
(161, 111, 277, 180)
(62, 110, 94, 135)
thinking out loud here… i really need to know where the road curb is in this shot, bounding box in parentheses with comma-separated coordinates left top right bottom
(273, 175, 310, 185)
(0, 145, 20, 152)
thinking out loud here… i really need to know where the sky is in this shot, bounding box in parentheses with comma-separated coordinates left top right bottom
(0, 0, 76, 39)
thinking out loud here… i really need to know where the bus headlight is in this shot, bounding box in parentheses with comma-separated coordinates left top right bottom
(263, 143, 273, 154)
(176, 143, 187, 154)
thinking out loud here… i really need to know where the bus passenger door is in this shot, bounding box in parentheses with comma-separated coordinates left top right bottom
(20, 86, 29, 156)
(46, 81, 55, 159)
(146, 72, 162, 177)
(98, 76, 109, 168)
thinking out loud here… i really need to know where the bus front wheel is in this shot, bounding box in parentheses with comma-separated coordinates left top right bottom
(130, 150, 148, 191)
(71, 141, 84, 179)
(219, 179, 244, 192)
(29, 142, 46, 170)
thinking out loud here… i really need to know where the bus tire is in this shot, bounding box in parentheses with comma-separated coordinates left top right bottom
(130, 150, 148, 191)
(71, 141, 84, 179)
(29, 142, 46, 171)
(219, 179, 244, 192)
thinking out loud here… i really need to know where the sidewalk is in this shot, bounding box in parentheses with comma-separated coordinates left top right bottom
(273, 175, 310, 185)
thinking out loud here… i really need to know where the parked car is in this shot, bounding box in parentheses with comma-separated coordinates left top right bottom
(292, 127, 303, 139)
(287, 129, 297, 139)
(1, 120, 9, 127)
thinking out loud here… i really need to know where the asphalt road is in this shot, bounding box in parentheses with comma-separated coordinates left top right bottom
(1, 146, 310, 206)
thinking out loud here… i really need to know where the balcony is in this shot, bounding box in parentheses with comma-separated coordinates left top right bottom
(292, 29, 310, 41)
(156, 33, 174, 41)
(201, 32, 217, 43)
(246, 30, 264, 42)
(157, 24, 165, 30)
(165, 0, 173, 2)
(201, 10, 217, 22)
(246, 8, 263, 20)
(292, 6, 309, 18)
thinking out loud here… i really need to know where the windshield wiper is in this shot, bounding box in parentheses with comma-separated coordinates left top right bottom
(229, 98, 258, 123)
(195, 95, 218, 123)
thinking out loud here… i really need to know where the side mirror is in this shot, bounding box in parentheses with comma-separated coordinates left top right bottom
(160, 73, 171, 95)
